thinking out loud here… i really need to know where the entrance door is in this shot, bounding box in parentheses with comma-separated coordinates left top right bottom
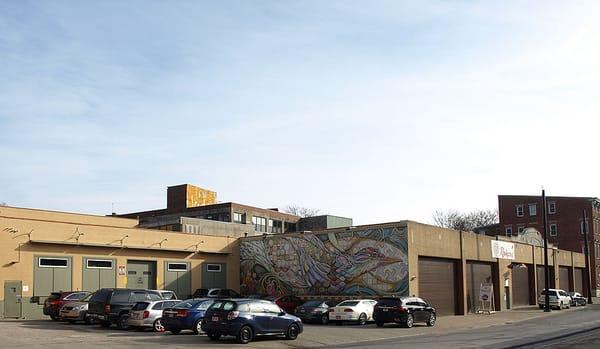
(126, 261, 156, 289)
(202, 263, 227, 289)
(512, 265, 530, 307)
(3, 281, 22, 318)
(466, 261, 494, 313)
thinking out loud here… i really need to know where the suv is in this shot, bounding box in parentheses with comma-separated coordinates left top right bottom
(43, 291, 90, 320)
(202, 299, 303, 344)
(192, 288, 241, 298)
(87, 288, 163, 329)
(373, 296, 436, 328)
(538, 289, 571, 310)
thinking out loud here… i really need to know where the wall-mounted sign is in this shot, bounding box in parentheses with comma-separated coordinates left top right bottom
(22, 285, 29, 292)
(118, 265, 126, 276)
(491, 240, 515, 260)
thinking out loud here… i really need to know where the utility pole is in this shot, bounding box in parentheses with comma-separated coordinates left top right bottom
(583, 209, 593, 304)
(542, 189, 551, 312)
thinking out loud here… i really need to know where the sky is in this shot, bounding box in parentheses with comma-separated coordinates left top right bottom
(1, 1, 599, 225)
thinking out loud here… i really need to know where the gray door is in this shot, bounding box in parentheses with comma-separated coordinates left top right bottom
(3, 281, 22, 318)
(164, 261, 191, 299)
(126, 261, 156, 289)
(82, 258, 116, 291)
(512, 265, 530, 307)
(202, 262, 227, 289)
(34, 256, 72, 300)
(418, 257, 457, 316)
(559, 267, 571, 291)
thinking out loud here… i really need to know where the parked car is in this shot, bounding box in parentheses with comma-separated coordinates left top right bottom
(150, 290, 178, 300)
(87, 288, 164, 329)
(328, 299, 377, 325)
(59, 292, 95, 324)
(43, 291, 90, 320)
(373, 296, 436, 328)
(265, 295, 304, 315)
(162, 298, 215, 334)
(127, 299, 180, 331)
(295, 300, 338, 324)
(568, 292, 587, 306)
(202, 299, 303, 344)
(538, 289, 571, 310)
(192, 288, 241, 298)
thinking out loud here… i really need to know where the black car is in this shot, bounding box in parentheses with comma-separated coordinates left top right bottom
(568, 292, 587, 306)
(201, 299, 303, 344)
(192, 288, 241, 298)
(87, 288, 163, 329)
(373, 296, 436, 328)
(295, 300, 338, 324)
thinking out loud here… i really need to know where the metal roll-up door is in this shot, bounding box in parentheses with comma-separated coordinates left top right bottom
(574, 268, 584, 294)
(466, 261, 494, 313)
(536, 265, 555, 296)
(164, 261, 191, 299)
(559, 267, 570, 291)
(512, 264, 530, 307)
(418, 257, 457, 315)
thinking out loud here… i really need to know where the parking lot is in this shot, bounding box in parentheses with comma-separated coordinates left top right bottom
(1, 306, 587, 349)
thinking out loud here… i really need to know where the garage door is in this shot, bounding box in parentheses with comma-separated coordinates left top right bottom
(536, 265, 555, 296)
(164, 261, 191, 299)
(126, 261, 157, 289)
(466, 261, 494, 313)
(559, 266, 571, 291)
(202, 262, 227, 289)
(82, 258, 116, 291)
(512, 264, 530, 307)
(574, 268, 584, 294)
(419, 257, 457, 315)
(34, 256, 72, 300)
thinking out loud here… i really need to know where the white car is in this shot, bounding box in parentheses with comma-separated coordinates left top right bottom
(538, 289, 571, 310)
(328, 299, 377, 325)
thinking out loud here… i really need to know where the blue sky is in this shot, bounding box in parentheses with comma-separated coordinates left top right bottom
(1, 1, 599, 224)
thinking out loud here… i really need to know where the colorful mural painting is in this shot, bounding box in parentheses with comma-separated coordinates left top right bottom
(240, 226, 409, 297)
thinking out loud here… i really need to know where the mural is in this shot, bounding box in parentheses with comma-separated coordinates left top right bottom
(240, 226, 409, 297)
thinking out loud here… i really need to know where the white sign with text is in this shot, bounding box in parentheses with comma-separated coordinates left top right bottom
(491, 240, 515, 260)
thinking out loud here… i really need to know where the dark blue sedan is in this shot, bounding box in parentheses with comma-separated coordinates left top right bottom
(162, 298, 214, 334)
(202, 299, 303, 344)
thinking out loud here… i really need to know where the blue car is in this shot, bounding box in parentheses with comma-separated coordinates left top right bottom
(161, 298, 214, 334)
(202, 299, 303, 344)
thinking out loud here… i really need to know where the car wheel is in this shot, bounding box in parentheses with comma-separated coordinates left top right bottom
(193, 319, 202, 335)
(100, 321, 111, 328)
(50, 315, 59, 321)
(117, 314, 129, 330)
(286, 323, 300, 340)
(320, 314, 329, 325)
(402, 314, 414, 328)
(84, 313, 92, 325)
(376, 322, 384, 328)
(153, 318, 164, 332)
(168, 328, 181, 334)
(558, 302, 563, 310)
(207, 331, 221, 340)
(426, 313, 436, 327)
(358, 313, 368, 325)
(237, 325, 253, 344)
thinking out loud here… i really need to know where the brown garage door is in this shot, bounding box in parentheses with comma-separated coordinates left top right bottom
(574, 268, 584, 294)
(466, 261, 494, 313)
(512, 264, 530, 307)
(536, 265, 555, 296)
(559, 267, 571, 291)
(419, 257, 457, 315)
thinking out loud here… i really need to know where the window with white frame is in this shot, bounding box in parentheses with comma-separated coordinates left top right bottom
(517, 225, 525, 234)
(548, 201, 556, 214)
(505, 226, 513, 236)
(516, 204, 524, 217)
(206, 264, 222, 272)
(528, 203, 537, 216)
(39, 257, 68, 268)
(233, 212, 244, 224)
(549, 223, 558, 236)
(252, 216, 267, 232)
(167, 262, 188, 272)
(86, 259, 113, 269)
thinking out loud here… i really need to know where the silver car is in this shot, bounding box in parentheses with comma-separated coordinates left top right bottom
(128, 300, 180, 331)
(59, 292, 93, 324)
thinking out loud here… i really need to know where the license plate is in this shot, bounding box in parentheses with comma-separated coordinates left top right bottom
(212, 316, 219, 322)
(336, 315, 341, 320)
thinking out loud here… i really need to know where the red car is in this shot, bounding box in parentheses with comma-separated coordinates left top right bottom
(43, 291, 90, 320)
(265, 295, 304, 315)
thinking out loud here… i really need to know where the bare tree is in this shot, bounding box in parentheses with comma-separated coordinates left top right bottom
(284, 205, 321, 218)
(432, 209, 498, 231)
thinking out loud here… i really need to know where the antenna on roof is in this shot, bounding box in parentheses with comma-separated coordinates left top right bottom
(111, 202, 116, 216)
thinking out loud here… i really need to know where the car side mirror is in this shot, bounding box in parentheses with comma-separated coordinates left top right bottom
(279, 311, 286, 316)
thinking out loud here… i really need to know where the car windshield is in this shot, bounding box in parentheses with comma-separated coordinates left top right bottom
(161, 291, 176, 300)
(82, 293, 94, 302)
(209, 300, 237, 311)
(132, 302, 150, 310)
(337, 301, 359, 307)
(302, 300, 325, 307)
(540, 290, 557, 296)
(197, 300, 214, 310)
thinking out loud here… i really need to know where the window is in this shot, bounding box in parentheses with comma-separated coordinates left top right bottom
(548, 202, 556, 214)
(549, 223, 558, 236)
(87, 259, 113, 269)
(529, 203, 537, 216)
(505, 226, 513, 236)
(516, 205, 524, 217)
(252, 216, 267, 232)
(233, 212, 244, 224)
(167, 262, 188, 272)
(206, 264, 222, 272)
(39, 257, 68, 268)
(517, 225, 525, 234)
(270, 220, 282, 233)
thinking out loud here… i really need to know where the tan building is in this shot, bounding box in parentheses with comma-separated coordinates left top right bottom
(0, 206, 240, 319)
